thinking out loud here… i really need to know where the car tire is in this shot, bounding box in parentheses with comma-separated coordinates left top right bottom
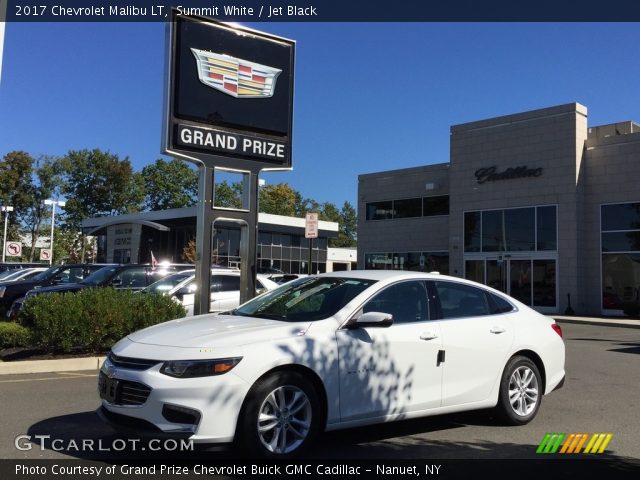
(238, 370, 321, 458)
(496, 356, 542, 425)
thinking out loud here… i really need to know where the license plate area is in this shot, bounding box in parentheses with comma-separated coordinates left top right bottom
(98, 372, 119, 404)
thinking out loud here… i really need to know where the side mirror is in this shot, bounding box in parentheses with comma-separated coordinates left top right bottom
(349, 311, 393, 329)
(110, 278, 122, 287)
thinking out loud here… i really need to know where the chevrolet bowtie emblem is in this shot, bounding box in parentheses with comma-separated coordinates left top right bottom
(191, 48, 282, 98)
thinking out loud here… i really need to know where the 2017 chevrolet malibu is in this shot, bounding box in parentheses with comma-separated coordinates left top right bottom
(98, 271, 565, 457)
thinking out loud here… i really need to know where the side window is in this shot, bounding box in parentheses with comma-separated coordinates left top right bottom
(487, 292, 515, 314)
(113, 267, 148, 288)
(435, 281, 491, 319)
(219, 275, 241, 292)
(362, 281, 429, 324)
(54, 267, 84, 284)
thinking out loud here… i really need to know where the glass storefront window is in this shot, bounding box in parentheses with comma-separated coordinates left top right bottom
(533, 259, 556, 307)
(504, 208, 535, 251)
(481, 210, 503, 252)
(602, 203, 640, 231)
(366, 201, 393, 220)
(602, 253, 640, 310)
(464, 211, 481, 252)
(602, 232, 640, 252)
(465, 260, 485, 284)
(465, 206, 556, 253)
(423, 195, 449, 217)
(537, 206, 557, 251)
(394, 198, 422, 218)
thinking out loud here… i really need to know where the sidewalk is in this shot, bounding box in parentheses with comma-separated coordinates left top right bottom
(551, 315, 640, 329)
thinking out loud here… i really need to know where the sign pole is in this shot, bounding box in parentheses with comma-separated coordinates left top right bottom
(2, 208, 8, 262)
(308, 238, 313, 275)
(194, 165, 215, 315)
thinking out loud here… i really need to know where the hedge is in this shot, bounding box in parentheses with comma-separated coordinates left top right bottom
(0, 322, 32, 349)
(18, 288, 186, 353)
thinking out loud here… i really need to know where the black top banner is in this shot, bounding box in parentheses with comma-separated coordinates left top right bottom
(4, 0, 640, 21)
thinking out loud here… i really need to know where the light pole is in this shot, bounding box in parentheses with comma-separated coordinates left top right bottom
(1, 205, 14, 262)
(44, 199, 65, 265)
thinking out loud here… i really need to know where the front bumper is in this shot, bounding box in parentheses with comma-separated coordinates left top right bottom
(98, 355, 252, 444)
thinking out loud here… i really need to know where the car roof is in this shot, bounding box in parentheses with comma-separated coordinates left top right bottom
(315, 270, 446, 281)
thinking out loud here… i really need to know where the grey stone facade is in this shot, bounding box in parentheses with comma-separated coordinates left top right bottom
(357, 102, 640, 315)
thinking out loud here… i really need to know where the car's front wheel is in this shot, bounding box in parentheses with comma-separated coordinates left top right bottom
(239, 370, 321, 458)
(496, 356, 542, 425)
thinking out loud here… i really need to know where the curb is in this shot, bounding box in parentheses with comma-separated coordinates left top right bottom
(553, 317, 640, 330)
(0, 356, 105, 375)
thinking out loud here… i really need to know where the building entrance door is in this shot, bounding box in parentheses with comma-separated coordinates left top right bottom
(484, 257, 533, 306)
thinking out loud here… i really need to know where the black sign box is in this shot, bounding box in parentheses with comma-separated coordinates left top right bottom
(164, 10, 295, 169)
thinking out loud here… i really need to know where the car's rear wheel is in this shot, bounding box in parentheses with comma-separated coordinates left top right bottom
(239, 371, 320, 458)
(496, 356, 542, 425)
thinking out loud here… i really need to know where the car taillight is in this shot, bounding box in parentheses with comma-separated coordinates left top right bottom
(551, 323, 563, 338)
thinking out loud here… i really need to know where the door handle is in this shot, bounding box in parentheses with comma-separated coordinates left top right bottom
(490, 326, 506, 334)
(420, 331, 438, 340)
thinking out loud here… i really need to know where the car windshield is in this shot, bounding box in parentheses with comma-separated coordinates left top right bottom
(29, 266, 59, 282)
(142, 271, 194, 293)
(80, 266, 121, 286)
(233, 277, 377, 322)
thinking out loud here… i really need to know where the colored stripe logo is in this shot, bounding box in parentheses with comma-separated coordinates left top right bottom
(537, 433, 613, 454)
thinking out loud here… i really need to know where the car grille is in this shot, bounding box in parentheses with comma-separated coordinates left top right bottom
(109, 353, 160, 371)
(118, 381, 152, 406)
(100, 372, 153, 406)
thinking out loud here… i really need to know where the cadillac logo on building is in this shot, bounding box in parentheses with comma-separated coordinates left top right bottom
(191, 48, 282, 98)
(475, 165, 543, 184)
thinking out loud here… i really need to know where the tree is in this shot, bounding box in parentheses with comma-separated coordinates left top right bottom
(59, 149, 144, 229)
(141, 158, 198, 211)
(0, 151, 35, 244)
(336, 201, 357, 248)
(258, 183, 299, 216)
(214, 181, 243, 209)
(22, 156, 62, 261)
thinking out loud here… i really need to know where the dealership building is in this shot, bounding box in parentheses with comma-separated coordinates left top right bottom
(358, 103, 640, 315)
(81, 208, 343, 274)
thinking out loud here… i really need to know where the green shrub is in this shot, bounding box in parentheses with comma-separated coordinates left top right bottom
(0, 322, 32, 349)
(18, 288, 186, 353)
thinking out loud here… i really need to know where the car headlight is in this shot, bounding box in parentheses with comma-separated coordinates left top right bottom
(160, 357, 242, 378)
(0, 287, 5, 298)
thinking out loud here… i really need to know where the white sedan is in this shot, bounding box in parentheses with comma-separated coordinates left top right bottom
(98, 271, 565, 457)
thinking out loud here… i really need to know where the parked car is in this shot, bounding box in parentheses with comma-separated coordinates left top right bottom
(7, 264, 194, 318)
(0, 267, 48, 283)
(98, 271, 565, 457)
(157, 270, 279, 316)
(0, 262, 45, 274)
(0, 264, 108, 316)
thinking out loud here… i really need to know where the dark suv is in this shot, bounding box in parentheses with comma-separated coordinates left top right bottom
(0, 264, 108, 315)
(7, 264, 194, 318)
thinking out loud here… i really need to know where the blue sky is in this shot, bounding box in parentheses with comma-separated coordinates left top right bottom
(1, 22, 639, 208)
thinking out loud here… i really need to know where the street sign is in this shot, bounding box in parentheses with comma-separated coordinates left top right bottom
(40, 249, 51, 261)
(164, 11, 295, 171)
(305, 213, 319, 239)
(5, 242, 21, 257)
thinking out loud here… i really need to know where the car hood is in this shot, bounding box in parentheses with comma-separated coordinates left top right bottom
(30, 283, 86, 294)
(127, 314, 311, 348)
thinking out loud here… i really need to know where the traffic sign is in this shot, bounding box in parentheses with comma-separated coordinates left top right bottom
(305, 213, 319, 239)
(40, 249, 51, 261)
(5, 242, 21, 257)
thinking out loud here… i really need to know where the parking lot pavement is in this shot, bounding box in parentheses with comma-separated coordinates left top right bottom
(0, 323, 638, 460)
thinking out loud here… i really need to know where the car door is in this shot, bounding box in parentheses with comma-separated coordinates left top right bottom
(430, 280, 515, 407)
(336, 280, 443, 422)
